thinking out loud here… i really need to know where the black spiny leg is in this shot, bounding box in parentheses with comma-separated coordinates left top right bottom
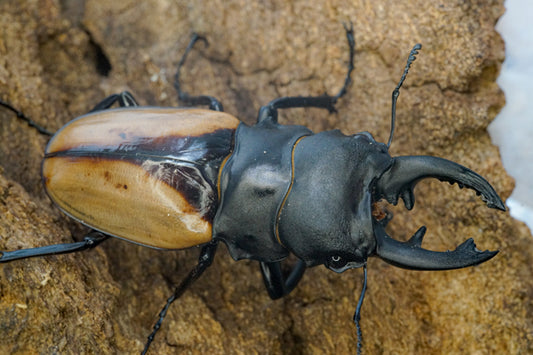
(0, 231, 109, 262)
(141, 241, 218, 355)
(174, 34, 224, 111)
(257, 23, 355, 124)
(260, 260, 306, 299)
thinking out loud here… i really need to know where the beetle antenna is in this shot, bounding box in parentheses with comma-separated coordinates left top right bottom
(387, 43, 422, 148)
(0, 99, 53, 136)
(354, 264, 367, 355)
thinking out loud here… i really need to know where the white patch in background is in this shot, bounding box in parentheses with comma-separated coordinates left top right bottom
(489, 0, 533, 233)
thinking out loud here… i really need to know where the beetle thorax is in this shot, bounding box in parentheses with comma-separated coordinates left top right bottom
(212, 121, 312, 262)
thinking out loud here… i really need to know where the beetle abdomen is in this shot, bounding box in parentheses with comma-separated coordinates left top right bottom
(43, 108, 239, 249)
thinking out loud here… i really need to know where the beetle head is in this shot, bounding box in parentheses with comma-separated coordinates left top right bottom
(277, 130, 390, 272)
(277, 129, 505, 273)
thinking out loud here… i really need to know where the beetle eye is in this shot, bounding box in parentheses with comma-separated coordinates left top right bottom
(328, 255, 348, 269)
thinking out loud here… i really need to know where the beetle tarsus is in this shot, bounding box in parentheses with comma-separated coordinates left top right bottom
(256, 22, 356, 124)
(0, 231, 109, 262)
(173, 33, 224, 111)
(141, 242, 218, 355)
(0, 98, 53, 136)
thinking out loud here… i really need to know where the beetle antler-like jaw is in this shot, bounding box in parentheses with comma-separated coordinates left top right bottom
(373, 156, 505, 270)
(369, 155, 504, 270)
(374, 156, 506, 211)
(373, 223, 498, 270)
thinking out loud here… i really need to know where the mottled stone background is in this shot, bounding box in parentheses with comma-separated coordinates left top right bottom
(0, 0, 531, 354)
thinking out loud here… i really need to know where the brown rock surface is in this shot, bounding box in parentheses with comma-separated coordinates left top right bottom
(0, 0, 531, 354)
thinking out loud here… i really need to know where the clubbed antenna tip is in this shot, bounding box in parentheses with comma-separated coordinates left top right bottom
(387, 43, 422, 148)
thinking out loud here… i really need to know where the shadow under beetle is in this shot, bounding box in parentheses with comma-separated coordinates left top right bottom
(0, 24, 505, 354)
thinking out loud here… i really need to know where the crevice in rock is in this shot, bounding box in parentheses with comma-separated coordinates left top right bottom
(82, 27, 112, 77)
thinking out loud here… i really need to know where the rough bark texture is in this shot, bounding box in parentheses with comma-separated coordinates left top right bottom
(1, 0, 531, 354)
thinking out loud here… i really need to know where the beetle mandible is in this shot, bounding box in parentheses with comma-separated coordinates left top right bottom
(0, 24, 505, 354)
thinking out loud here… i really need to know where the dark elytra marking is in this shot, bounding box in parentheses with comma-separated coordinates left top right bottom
(45, 128, 236, 223)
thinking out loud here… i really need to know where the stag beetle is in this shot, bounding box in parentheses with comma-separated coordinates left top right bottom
(0, 24, 505, 354)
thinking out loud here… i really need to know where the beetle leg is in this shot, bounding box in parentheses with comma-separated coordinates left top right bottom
(259, 260, 306, 299)
(173, 33, 224, 111)
(0, 98, 53, 136)
(1, 91, 138, 135)
(142, 241, 218, 355)
(88, 91, 139, 112)
(0, 231, 109, 262)
(256, 23, 355, 124)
